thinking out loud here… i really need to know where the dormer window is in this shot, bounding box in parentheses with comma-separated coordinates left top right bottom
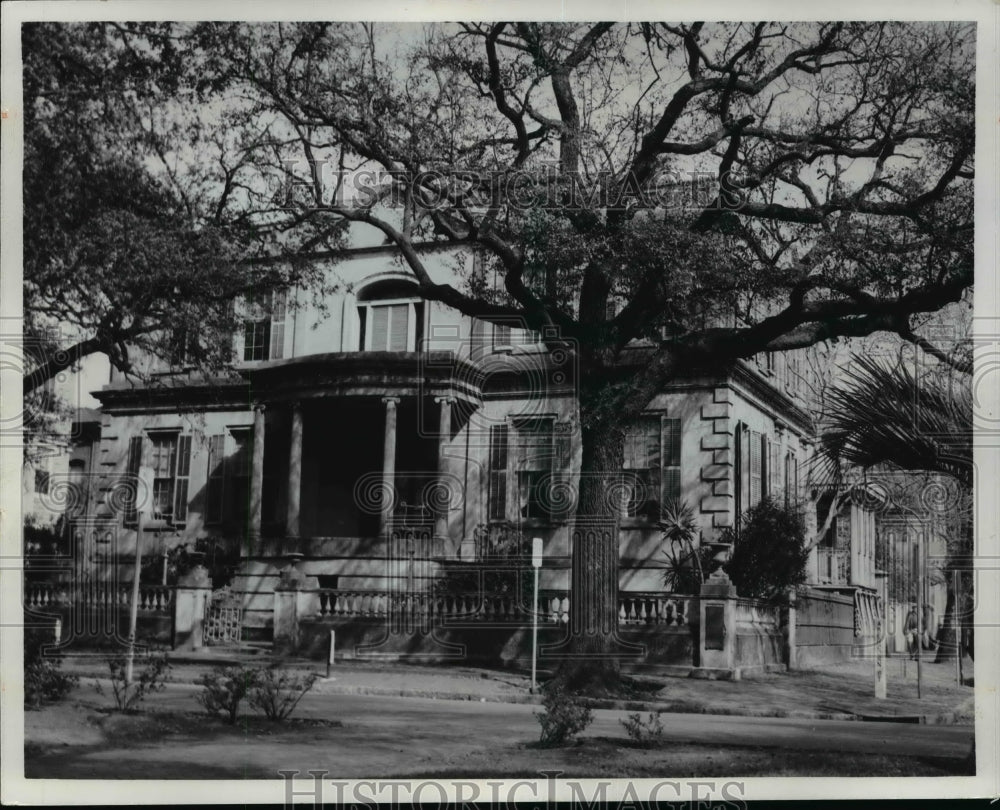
(357, 279, 424, 352)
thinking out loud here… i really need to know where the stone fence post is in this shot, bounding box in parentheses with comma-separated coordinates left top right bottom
(786, 589, 798, 670)
(272, 561, 318, 656)
(695, 568, 738, 679)
(173, 565, 212, 651)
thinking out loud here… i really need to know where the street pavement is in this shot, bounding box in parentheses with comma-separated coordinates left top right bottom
(61, 651, 976, 723)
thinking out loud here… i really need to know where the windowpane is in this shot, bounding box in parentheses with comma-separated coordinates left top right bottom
(388, 304, 408, 351)
(243, 319, 270, 361)
(149, 434, 177, 521)
(225, 429, 252, 528)
(516, 420, 553, 520)
(623, 419, 658, 470)
(488, 424, 508, 521)
(152, 479, 174, 520)
(518, 419, 553, 470)
(493, 323, 511, 348)
(269, 290, 286, 360)
(371, 306, 390, 350)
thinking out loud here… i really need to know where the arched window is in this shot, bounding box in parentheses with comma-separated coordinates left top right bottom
(357, 279, 424, 352)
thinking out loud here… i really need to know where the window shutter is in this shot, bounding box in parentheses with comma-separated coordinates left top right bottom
(269, 290, 286, 360)
(661, 416, 681, 505)
(123, 436, 143, 526)
(749, 430, 762, 506)
(173, 435, 192, 523)
(734, 423, 744, 526)
(371, 306, 390, 351)
(488, 424, 508, 521)
(552, 421, 573, 521)
(388, 304, 408, 351)
(205, 434, 225, 525)
(768, 440, 780, 500)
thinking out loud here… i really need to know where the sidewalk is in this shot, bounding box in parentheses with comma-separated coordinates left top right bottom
(59, 648, 975, 724)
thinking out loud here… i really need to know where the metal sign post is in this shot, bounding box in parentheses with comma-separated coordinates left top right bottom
(916, 536, 923, 700)
(327, 630, 336, 679)
(953, 569, 962, 685)
(531, 537, 543, 694)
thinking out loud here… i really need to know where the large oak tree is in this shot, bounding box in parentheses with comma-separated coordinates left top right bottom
(24, 21, 974, 689)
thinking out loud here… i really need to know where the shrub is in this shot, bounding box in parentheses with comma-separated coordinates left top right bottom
(720, 497, 809, 603)
(534, 680, 593, 748)
(95, 651, 171, 712)
(24, 629, 77, 708)
(620, 710, 665, 747)
(195, 665, 259, 724)
(248, 666, 318, 722)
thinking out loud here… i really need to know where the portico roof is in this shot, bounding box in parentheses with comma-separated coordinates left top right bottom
(239, 351, 484, 404)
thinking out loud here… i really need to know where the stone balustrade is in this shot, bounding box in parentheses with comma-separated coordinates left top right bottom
(310, 588, 692, 627)
(24, 581, 174, 614)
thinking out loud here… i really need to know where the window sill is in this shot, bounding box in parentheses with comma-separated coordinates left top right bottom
(620, 518, 659, 530)
(141, 521, 185, 532)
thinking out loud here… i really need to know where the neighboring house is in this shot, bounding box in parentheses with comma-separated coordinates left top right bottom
(877, 494, 952, 655)
(23, 406, 102, 528)
(78, 243, 845, 635)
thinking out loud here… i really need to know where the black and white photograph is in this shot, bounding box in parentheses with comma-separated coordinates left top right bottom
(1, 1, 996, 804)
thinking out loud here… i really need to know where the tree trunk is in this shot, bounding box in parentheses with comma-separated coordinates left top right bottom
(557, 420, 636, 694)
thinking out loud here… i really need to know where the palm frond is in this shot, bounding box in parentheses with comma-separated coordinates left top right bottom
(817, 354, 972, 489)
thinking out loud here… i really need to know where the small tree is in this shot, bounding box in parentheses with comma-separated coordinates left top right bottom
(195, 665, 259, 724)
(95, 652, 171, 712)
(24, 630, 78, 708)
(721, 498, 809, 603)
(534, 680, 594, 748)
(658, 499, 713, 595)
(249, 667, 319, 722)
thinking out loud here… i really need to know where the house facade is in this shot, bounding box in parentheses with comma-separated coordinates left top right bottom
(76, 243, 864, 637)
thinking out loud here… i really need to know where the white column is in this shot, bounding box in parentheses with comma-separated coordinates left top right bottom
(379, 397, 400, 539)
(249, 404, 266, 545)
(286, 402, 303, 539)
(434, 396, 454, 551)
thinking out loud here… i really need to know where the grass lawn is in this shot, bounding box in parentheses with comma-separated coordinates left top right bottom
(23, 699, 973, 779)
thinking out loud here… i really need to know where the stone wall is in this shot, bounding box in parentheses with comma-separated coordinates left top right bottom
(794, 588, 856, 667)
(293, 618, 696, 669)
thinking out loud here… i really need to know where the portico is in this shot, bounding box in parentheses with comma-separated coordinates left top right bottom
(240, 352, 481, 560)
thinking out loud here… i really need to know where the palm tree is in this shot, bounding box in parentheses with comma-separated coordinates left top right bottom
(818, 354, 971, 488)
(818, 353, 972, 663)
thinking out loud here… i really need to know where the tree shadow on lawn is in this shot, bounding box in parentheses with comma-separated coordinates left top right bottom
(25, 704, 343, 779)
